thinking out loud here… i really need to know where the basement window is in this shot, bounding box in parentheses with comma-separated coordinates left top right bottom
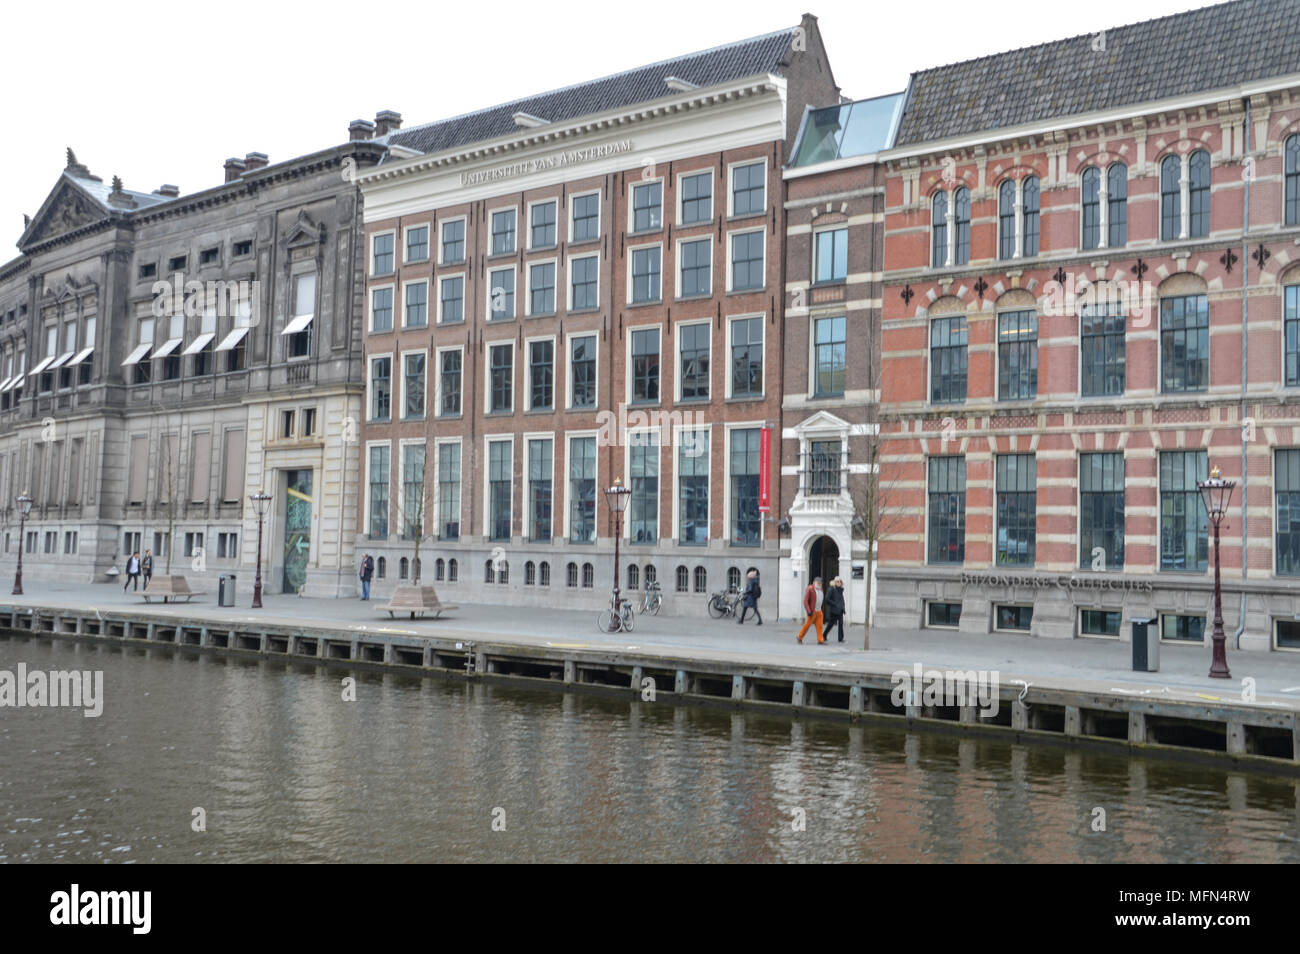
(1160, 614, 1205, 643)
(926, 601, 962, 629)
(1275, 619, 1300, 652)
(1080, 609, 1122, 638)
(994, 604, 1033, 632)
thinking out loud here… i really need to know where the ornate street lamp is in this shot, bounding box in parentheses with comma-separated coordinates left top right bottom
(249, 490, 272, 609)
(1197, 466, 1236, 679)
(603, 478, 632, 630)
(12, 492, 32, 596)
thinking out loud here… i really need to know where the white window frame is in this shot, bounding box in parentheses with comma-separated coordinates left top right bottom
(439, 215, 468, 266)
(435, 344, 464, 419)
(525, 257, 559, 317)
(812, 225, 848, 284)
(671, 422, 712, 544)
(527, 198, 560, 251)
(401, 278, 430, 329)
(621, 426, 661, 541)
(675, 317, 713, 402)
(725, 313, 766, 400)
(488, 205, 519, 256)
(726, 157, 768, 219)
(562, 430, 600, 542)
(485, 339, 515, 414)
(568, 189, 602, 245)
(370, 229, 397, 276)
(437, 272, 466, 325)
(676, 167, 715, 226)
(368, 283, 395, 333)
(675, 234, 713, 300)
(567, 253, 601, 311)
(627, 241, 663, 305)
(486, 265, 517, 321)
(399, 347, 428, 421)
(367, 352, 395, 422)
(402, 222, 431, 264)
(482, 435, 516, 539)
(524, 334, 558, 412)
(523, 430, 556, 541)
(433, 435, 463, 538)
(629, 177, 665, 234)
(398, 438, 428, 539)
(566, 331, 599, 411)
(624, 322, 662, 406)
(725, 227, 766, 294)
(364, 438, 392, 537)
(722, 420, 767, 547)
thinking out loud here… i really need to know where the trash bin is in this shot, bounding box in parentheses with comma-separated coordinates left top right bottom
(1131, 617, 1158, 672)
(218, 574, 236, 607)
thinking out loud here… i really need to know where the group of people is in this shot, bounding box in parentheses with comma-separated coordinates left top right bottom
(796, 576, 846, 645)
(121, 550, 154, 591)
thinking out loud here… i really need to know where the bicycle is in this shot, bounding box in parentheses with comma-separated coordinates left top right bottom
(639, 580, 663, 616)
(707, 586, 741, 619)
(597, 598, 636, 633)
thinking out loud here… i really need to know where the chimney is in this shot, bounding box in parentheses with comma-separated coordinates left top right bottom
(243, 152, 269, 172)
(374, 110, 402, 137)
(223, 158, 246, 183)
(153, 184, 180, 198)
(349, 119, 376, 142)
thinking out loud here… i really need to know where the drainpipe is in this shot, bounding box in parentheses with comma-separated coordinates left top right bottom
(1234, 97, 1251, 650)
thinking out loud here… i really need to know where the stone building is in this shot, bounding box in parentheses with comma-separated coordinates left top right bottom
(354, 17, 839, 612)
(0, 132, 386, 595)
(874, 0, 1300, 651)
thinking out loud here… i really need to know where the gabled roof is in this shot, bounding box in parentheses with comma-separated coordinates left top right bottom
(18, 163, 171, 252)
(894, 0, 1300, 147)
(383, 26, 798, 156)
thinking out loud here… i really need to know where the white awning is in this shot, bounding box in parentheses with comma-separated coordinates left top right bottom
(47, 351, 75, 369)
(280, 314, 313, 336)
(2, 375, 22, 392)
(121, 342, 153, 366)
(0, 376, 12, 391)
(151, 338, 182, 359)
(181, 333, 216, 355)
(66, 346, 94, 367)
(28, 355, 54, 376)
(214, 326, 250, 352)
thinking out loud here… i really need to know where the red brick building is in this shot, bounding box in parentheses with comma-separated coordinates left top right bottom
(875, 0, 1300, 650)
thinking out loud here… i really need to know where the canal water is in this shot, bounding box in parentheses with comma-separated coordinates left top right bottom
(3, 635, 1299, 863)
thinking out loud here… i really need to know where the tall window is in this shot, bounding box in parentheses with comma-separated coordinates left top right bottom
(629, 434, 659, 543)
(529, 340, 554, 410)
(953, 187, 970, 265)
(1107, 164, 1128, 247)
(730, 428, 761, 546)
(1081, 167, 1101, 250)
(931, 191, 948, 267)
(401, 444, 425, 540)
(439, 350, 462, 416)
(1021, 176, 1039, 257)
(368, 445, 389, 538)
(569, 437, 596, 544)
(730, 316, 763, 397)
(441, 219, 465, 264)
(1287, 135, 1300, 227)
(370, 356, 391, 421)
(531, 201, 557, 248)
(491, 209, 516, 255)
(997, 310, 1037, 400)
(631, 328, 659, 402)
(731, 162, 765, 216)
(808, 440, 840, 495)
(571, 256, 598, 310)
(679, 239, 711, 297)
(570, 335, 596, 409)
(372, 233, 394, 274)
(528, 438, 552, 543)
(1188, 150, 1210, 239)
(814, 227, 847, 283)
(437, 443, 460, 540)
(403, 353, 425, 419)
(813, 315, 845, 398)
(930, 315, 968, 403)
(404, 282, 427, 328)
(1160, 155, 1182, 240)
(1160, 451, 1208, 572)
(439, 276, 464, 324)
(995, 454, 1035, 566)
(1277, 449, 1300, 575)
(631, 247, 661, 303)
(997, 180, 1016, 260)
(1080, 304, 1126, 397)
(1080, 452, 1124, 569)
(679, 324, 710, 399)
(679, 431, 709, 544)
(927, 457, 966, 564)
(489, 268, 515, 319)
(1160, 294, 1209, 393)
(572, 193, 600, 242)
(489, 344, 512, 412)
(529, 262, 555, 315)
(288, 274, 315, 357)
(406, 225, 429, 262)
(632, 182, 662, 232)
(730, 231, 764, 291)
(681, 172, 712, 224)
(1286, 285, 1300, 387)
(371, 287, 393, 332)
(488, 440, 512, 541)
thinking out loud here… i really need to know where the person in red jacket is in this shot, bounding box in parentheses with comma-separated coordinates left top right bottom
(796, 577, 825, 645)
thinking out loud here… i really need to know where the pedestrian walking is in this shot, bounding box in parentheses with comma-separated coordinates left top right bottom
(824, 576, 846, 643)
(359, 552, 374, 600)
(141, 549, 154, 591)
(795, 577, 825, 645)
(123, 551, 141, 592)
(736, 568, 763, 626)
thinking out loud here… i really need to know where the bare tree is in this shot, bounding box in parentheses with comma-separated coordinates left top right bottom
(152, 406, 183, 574)
(393, 443, 431, 585)
(848, 426, 905, 651)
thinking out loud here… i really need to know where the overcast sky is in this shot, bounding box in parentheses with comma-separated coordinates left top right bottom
(1, 0, 1219, 254)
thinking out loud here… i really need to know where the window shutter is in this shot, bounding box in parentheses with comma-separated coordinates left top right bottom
(128, 435, 148, 504)
(189, 432, 212, 502)
(222, 429, 246, 502)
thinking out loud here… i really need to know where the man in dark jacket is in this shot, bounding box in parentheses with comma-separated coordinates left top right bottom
(737, 569, 762, 626)
(824, 576, 846, 643)
(141, 549, 154, 591)
(359, 553, 374, 600)
(122, 552, 141, 591)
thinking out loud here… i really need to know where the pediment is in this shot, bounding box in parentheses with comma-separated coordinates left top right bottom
(19, 178, 108, 250)
(794, 410, 852, 435)
(282, 210, 324, 249)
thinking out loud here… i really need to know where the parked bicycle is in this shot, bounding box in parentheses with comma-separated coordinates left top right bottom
(597, 598, 636, 633)
(639, 580, 663, 616)
(707, 586, 742, 619)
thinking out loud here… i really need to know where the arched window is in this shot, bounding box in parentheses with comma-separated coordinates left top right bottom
(931, 191, 948, 267)
(376, 556, 386, 579)
(1081, 167, 1101, 249)
(953, 187, 971, 265)
(1107, 163, 1128, 246)
(497, 560, 509, 585)
(399, 557, 409, 579)
(1160, 155, 1182, 240)
(1287, 135, 1300, 227)
(693, 566, 707, 593)
(627, 564, 639, 590)
(997, 180, 1016, 260)
(539, 561, 550, 586)
(525, 561, 536, 585)
(567, 562, 578, 587)
(582, 563, 594, 588)
(675, 565, 689, 592)
(447, 558, 458, 582)
(1021, 176, 1039, 257)
(484, 559, 495, 583)
(435, 557, 445, 581)
(727, 566, 741, 591)
(644, 564, 656, 585)
(1188, 150, 1210, 238)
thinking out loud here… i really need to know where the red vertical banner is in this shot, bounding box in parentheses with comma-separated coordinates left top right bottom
(758, 426, 771, 512)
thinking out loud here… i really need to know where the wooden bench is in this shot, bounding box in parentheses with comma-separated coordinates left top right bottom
(141, 575, 207, 604)
(384, 585, 458, 619)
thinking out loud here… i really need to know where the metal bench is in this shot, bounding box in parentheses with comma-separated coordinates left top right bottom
(384, 585, 458, 620)
(141, 575, 207, 604)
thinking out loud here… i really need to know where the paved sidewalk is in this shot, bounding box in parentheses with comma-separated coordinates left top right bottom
(5, 581, 1300, 709)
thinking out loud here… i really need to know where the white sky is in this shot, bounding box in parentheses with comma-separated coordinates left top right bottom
(0, 0, 1219, 254)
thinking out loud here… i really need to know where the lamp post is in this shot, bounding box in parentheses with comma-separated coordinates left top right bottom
(1197, 466, 1236, 680)
(249, 490, 272, 609)
(603, 477, 632, 630)
(12, 492, 32, 596)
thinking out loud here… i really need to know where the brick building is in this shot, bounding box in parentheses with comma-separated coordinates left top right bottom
(874, 0, 1300, 650)
(354, 17, 839, 612)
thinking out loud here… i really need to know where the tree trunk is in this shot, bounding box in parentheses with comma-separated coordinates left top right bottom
(863, 549, 873, 651)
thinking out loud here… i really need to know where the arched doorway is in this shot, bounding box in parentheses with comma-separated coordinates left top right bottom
(808, 535, 839, 586)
